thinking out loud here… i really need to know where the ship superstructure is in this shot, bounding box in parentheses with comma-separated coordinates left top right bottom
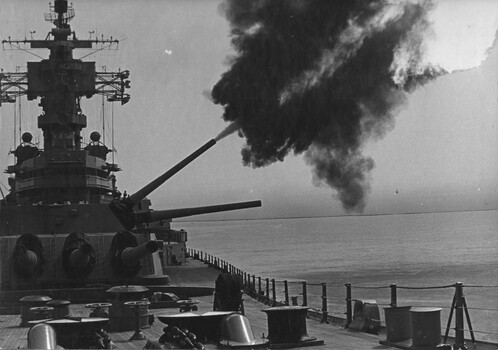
(0, 0, 260, 298)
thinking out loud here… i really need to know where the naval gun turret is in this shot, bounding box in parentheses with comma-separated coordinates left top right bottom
(106, 137, 261, 278)
(110, 138, 261, 230)
(0, 0, 261, 301)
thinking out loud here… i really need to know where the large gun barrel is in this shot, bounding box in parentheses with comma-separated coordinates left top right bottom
(12, 234, 45, 279)
(111, 231, 162, 277)
(120, 240, 159, 267)
(135, 200, 262, 223)
(62, 233, 96, 279)
(69, 243, 93, 269)
(14, 246, 38, 269)
(123, 138, 217, 209)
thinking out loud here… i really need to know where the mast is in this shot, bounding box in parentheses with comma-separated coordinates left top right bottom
(0, 0, 130, 205)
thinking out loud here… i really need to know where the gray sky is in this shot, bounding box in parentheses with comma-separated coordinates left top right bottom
(0, 0, 497, 219)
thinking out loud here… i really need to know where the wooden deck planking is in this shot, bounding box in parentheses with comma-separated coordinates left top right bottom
(1, 258, 497, 349)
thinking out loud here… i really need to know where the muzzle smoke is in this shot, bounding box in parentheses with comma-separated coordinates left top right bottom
(214, 120, 240, 142)
(211, 0, 445, 212)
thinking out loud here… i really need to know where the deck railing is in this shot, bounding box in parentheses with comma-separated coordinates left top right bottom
(187, 248, 498, 348)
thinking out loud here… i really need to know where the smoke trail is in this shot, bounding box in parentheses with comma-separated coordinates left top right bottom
(211, 0, 444, 212)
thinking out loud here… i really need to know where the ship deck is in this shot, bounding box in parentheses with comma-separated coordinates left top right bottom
(0, 258, 495, 349)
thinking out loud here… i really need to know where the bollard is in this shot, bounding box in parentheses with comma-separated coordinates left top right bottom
(321, 283, 329, 323)
(345, 283, 352, 328)
(124, 300, 150, 341)
(411, 307, 442, 348)
(47, 300, 71, 319)
(262, 306, 323, 347)
(383, 306, 412, 343)
(19, 295, 53, 327)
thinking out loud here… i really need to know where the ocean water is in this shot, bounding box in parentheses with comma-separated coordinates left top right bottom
(173, 210, 498, 342)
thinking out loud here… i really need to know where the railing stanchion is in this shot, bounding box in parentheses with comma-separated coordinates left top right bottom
(321, 283, 329, 323)
(284, 280, 289, 305)
(258, 277, 262, 300)
(265, 278, 270, 305)
(301, 281, 308, 307)
(271, 279, 276, 306)
(252, 275, 256, 296)
(454, 282, 465, 349)
(444, 293, 456, 343)
(390, 284, 397, 307)
(462, 293, 476, 346)
(345, 283, 352, 328)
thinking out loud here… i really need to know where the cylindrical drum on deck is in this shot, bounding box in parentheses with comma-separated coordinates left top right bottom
(47, 300, 71, 319)
(384, 306, 411, 342)
(262, 306, 310, 344)
(19, 295, 52, 327)
(106, 285, 151, 331)
(410, 307, 441, 348)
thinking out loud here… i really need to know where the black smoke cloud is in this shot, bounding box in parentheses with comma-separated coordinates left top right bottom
(211, 0, 443, 213)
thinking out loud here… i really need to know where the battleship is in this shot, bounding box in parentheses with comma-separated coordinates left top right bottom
(0, 1, 497, 349)
(0, 0, 264, 347)
(0, 0, 263, 295)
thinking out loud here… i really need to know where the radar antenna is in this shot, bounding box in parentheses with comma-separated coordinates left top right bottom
(44, 1, 75, 28)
